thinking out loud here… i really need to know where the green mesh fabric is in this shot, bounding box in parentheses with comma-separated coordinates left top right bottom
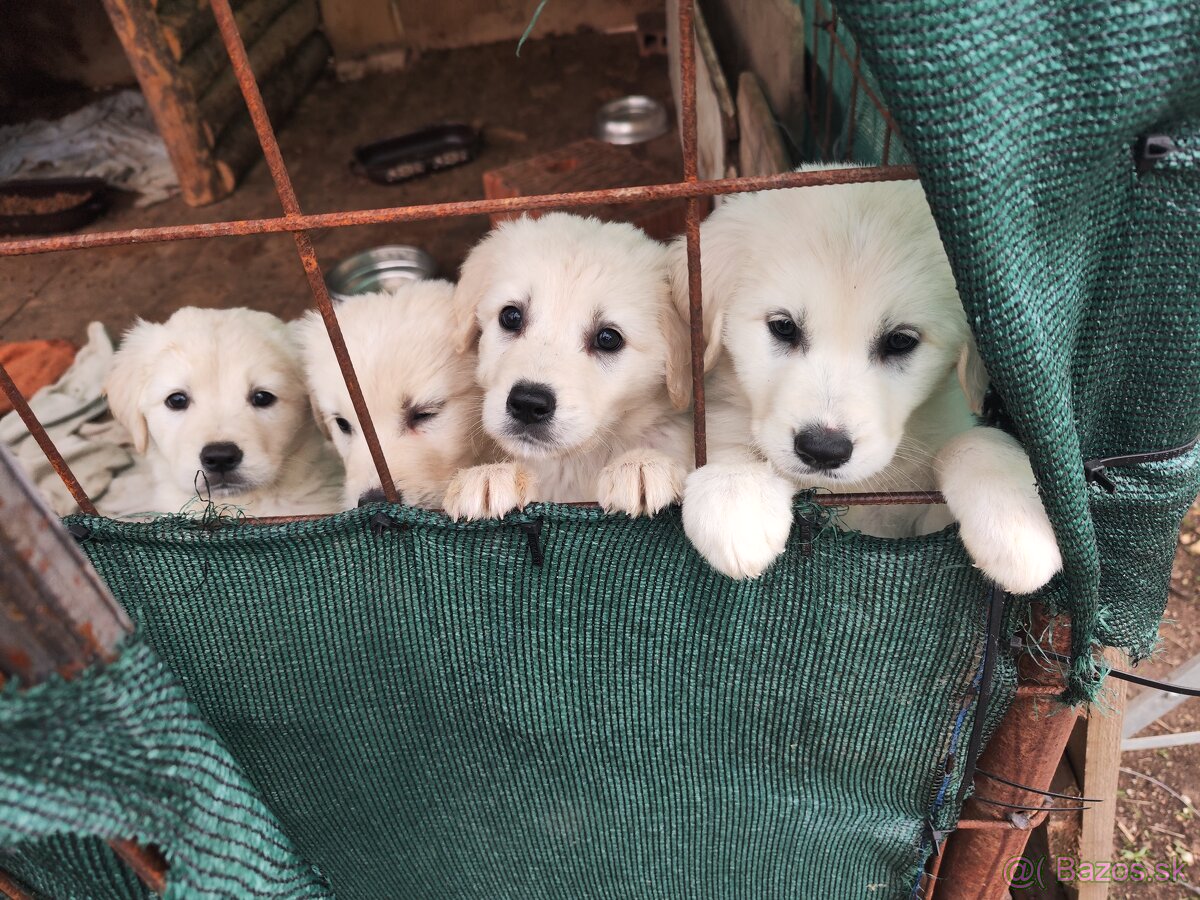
(1, 504, 1013, 899)
(0, 638, 329, 899)
(817, 0, 1200, 699)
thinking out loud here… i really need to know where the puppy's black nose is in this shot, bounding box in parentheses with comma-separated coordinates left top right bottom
(506, 381, 556, 425)
(794, 427, 853, 470)
(200, 441, 243, 473)
(357, 488, 387, 507)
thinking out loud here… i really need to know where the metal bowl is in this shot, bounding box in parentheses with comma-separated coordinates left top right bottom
(325, 246, 437, 301)
(595, 96, 670, 145)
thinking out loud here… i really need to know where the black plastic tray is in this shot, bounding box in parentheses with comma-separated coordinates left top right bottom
(0, 177, 110, 236)
(351, 124, 482, 185)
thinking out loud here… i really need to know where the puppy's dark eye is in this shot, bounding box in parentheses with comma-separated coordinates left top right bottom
(409, 408, 438, 426)
(768, 317, 799, 345)
(594, 327, 624, 352)
(250, 390, 277, 408)
(881, 330, 920, 357)
(499, 305, 524, 332)
(164, 391, 189, 411)
(335, 416, 352, 435)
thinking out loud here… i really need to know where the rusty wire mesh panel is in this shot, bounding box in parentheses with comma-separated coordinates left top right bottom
(0, 0, 920, 514)
(798, 0, 907, 164)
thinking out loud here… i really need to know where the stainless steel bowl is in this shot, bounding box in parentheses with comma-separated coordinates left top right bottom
(595, 96, 670, 145)
(324, 246, 437, 301)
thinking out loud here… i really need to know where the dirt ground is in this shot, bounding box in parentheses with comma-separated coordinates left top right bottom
(0, 30, 679, 344)
(1108, 499, 1200, 900)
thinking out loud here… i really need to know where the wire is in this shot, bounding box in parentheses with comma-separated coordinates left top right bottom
(975, 768, 1103, 803)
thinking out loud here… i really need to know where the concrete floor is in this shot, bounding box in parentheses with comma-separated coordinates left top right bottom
(1, 32, 679, 344)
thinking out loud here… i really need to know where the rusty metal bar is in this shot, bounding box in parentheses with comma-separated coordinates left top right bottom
(0, 443, 164, 893)
(0, 167, 920, 258)
(678, 0, 707, 467)
(0, 870, 34, 900)
(234, 491, 949, 526)
(933, 606, 1080, 899)
(0, 363, 97, 515)
(110, 841, 168, 894)
(206, 0, 399, 504)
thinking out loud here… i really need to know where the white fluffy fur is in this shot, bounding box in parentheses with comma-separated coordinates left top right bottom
(295, 281, 488, 510)
(104, 307, 342, 516)
(670, 170, 1062, 593)
(444, 213, 694, 519)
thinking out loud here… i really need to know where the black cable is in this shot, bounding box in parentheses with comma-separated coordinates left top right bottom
(975, 768, 1103, 803)
(953, 584, 1004, 810)
(1031, 648, 1200, 698)
(972, 796, 1091, 813)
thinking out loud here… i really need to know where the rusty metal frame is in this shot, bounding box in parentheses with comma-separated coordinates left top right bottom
(0, 1, 1071, 898)
(806, 0, 902, 164)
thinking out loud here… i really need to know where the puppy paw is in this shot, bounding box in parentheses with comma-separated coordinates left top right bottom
(937, 428, 1063, 594)
(682, 463, 795, 579)
(597, 449, 685, 517)
(443, 462, 536, 520)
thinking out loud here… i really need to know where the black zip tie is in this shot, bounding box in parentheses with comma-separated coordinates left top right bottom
(975, 768, 1103, 803)
(1084, 434, 1198, 493)
(953, 583, 1004, 810)
(369, 511, 408, 537)
(972, 795, 1091, 814)
(67, 522, 91, 542)
(519, 517, 544, 567)
(797, 511, 815, 557)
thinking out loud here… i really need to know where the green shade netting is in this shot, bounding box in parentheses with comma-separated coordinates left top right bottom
(4, 504, 1010, 898)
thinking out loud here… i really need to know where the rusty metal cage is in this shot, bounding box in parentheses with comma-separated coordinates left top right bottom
(0, 2, 1079, 897)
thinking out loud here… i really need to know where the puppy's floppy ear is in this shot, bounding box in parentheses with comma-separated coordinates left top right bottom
(956, 331, 990, 415)
(659, 277, 694, 411)
(667, 217, 741, 373)
(104, 320, 156, 454)
(289, 312, 333, 439)
(452, 237, 494, 355)
(309, 394, 332, 439)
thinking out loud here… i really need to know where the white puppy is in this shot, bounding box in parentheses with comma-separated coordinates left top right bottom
(105, 307, 342, 516)
(672, 172, 1062, 593)
(296, 280, 487, 510)
(444, 213, 694, 519)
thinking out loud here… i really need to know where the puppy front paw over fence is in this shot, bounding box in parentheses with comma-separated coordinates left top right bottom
(1, 1, 1198, 898)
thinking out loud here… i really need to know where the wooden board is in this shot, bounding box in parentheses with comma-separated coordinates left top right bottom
(666, 0, 735, 181)
(737, 71, 790, 177)
(705, 0, 805, 148)
(1068, 650, 1128, 900)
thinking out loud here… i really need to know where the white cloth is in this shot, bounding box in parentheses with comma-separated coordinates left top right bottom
(0, 322, 156, 516)
(0, 91, 179, 206)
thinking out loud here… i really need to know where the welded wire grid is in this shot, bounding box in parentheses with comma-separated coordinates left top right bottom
(0, 0, 921, 513)
(801, 0, 906, 164)
(0, 1, 1043, 895)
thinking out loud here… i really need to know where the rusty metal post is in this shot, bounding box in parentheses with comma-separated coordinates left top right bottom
(207, 0, 399, 504)
(0, 444, 166, 892)
(932, 608, 1079, 899)
(678, 0, 708, 468)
